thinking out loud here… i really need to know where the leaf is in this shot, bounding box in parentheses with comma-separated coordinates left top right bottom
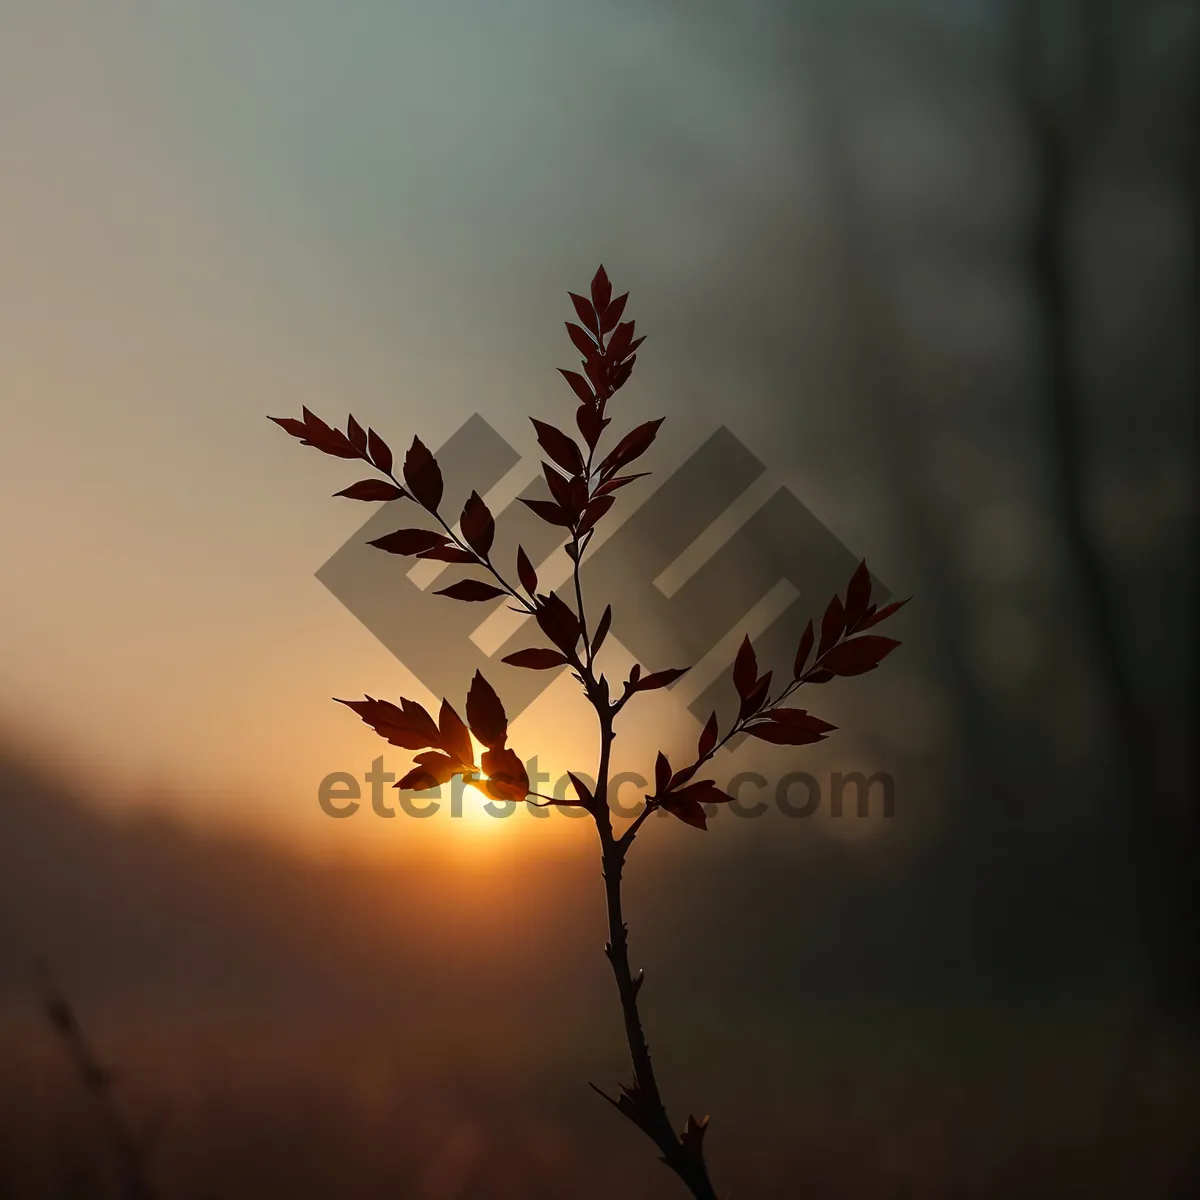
(569, 291, 599, 335)
(531, 418, 584, 476)
(672, 779, 737, 806)
(635, 666, 688, 692)
(466, 671, 508, 750)
(595, 472, 650, 497)
(516, 545, 538, 595)
(575, 403, 605, 448)
(818, 594, 845, 657)
(567, 772, 595, 809)
(480, 747, 528, 801)
(844, 559, 872, 631)
(367, 429, 393, 475)
(438, 700, 474, 767)
(577, 494, 613, 536)
(368, 528, 447, 555)
(805, 668, 835, 683)
(335, 695, 440, 750)
(416, 543, 477, 563)
(654, 751, 672, 797)
(460, 491, 495, 556)
(335, 479, 405, 502)
(592, 604, 613, 656)
(543, 462, 580, 512)
(600, 292, 628, 336)
(600, 418, 663, 476)
(403, 436, 443, 512)
(346, 414, 368, 455)
(501, 647, 568, 670)
(269, 410, 360, 459)
(858, 597, 910, 629)
(434, 579, 505, 602)
(739, 672, 772, 719)
(661, 796, 707, 830)
(590, 264, 612, 314)
(732, 635, 757, 699)
(559, 369, 595, 406)
(698, 711, 718, 758)
(520, 497, 574, 528)
(534, 591, 581, 653)
(746, 709, 836, 745)
(565, 322, 599, 360)
(820, 635, 901, 676)
(793, 619, 815, 678)
(398, 754, 459, 791)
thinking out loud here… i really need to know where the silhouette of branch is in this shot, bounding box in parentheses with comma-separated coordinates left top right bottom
(34, 961, 163, 1200)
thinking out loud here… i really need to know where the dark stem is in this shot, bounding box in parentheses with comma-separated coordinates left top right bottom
(591, 713, 720, 1200)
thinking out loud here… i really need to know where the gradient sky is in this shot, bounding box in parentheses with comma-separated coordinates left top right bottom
(0, 1, 1008, 861)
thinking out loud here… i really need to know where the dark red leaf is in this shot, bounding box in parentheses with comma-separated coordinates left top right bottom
(532, 418, 584, 476)
(559, 369, 596, 406)
(636, 666, 688, 692)
(403, 436, 443, 512)
(654, 751, 672, 797)
(567, 771, 595, 809)
(367, 429, 393, 475)
(346, 414, 368, 455)
(820, 635, 901, 676)
(576, 403, 605, 448)
(577, 495, 614, 536)
(818, 594, 845, 657)
(543, 462, 579, 513)
(480, 747, 528, 801)
(466, 671, 507, 750)
(460, 491, 495, 556)
(672, 779, 737, 806)
(335, 479, 405, 502)
(793, 619, 815, 678)
(611, 360, 635, 391)
(698, 711, 719, 758)
(368, 528, 447, 555)
(516, 545, 539, 595)
(270, 411, 361, 459)
(534, 591, 580, 652)
(732, 635, 757, 699)
(569, 291, 599, 336)
(668, 763, 700, 791)
(607, 322, 635, 361)
(501, 647, 569, 670)
(739, 672, 773, 719)
(858, 597, 910, 629)
(398, 752, 460, 791)
(335, 695, 439, 750)
(747, 708, 836, 746)
(592, 604, 612, 656)
(590, 265, 612, 314)
(520, 496, 574, 528)
(805, 668, 835, 683)
(600, 292, 628, 335)
(438, 700, 474, 767)
(434, 579, 505, 603)
(595, 472, 650, 497)
(844, 560, 872, 631)
(661, 796, 708, 830)
(600, 418, 663, 476)
(565, 322, 599, 360)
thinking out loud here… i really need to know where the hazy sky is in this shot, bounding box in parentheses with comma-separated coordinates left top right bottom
(0, 1, 986, 860)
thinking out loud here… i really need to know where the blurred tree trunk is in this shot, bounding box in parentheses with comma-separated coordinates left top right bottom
(1010, 0, 1198, 1016)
